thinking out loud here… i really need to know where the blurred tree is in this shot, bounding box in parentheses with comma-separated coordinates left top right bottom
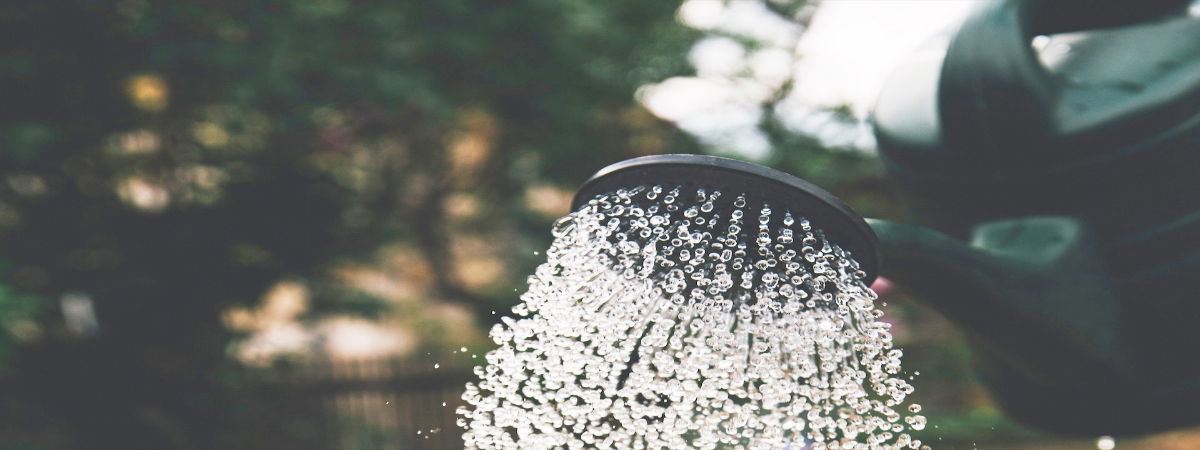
(0, 0, 700, 448)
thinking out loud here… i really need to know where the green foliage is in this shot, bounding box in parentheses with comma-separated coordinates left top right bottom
(0, 0, 699, 447)
(1, 123, 56, 161)
(0, 283, 41, 371)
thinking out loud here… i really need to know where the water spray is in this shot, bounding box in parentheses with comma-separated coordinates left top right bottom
(460, 155, 925, 449)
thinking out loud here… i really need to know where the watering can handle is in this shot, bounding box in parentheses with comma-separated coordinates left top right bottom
(938, 0, 1191, 161)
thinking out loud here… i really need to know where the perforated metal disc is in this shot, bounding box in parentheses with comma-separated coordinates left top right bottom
(572, 154, 879, 284)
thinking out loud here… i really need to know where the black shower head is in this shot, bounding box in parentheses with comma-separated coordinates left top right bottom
(572, 154, 880, 285)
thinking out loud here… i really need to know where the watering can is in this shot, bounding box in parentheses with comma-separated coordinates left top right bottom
(871, 0, 1200, 435)
(573, 0, 1200, 436)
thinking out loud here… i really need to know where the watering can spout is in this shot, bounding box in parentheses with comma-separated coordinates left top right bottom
(867, 217, 1133, 386)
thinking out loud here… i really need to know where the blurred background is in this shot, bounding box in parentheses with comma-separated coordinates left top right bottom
(2, 0, 1199, 448)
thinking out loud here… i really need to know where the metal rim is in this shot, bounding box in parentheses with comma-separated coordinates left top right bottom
(571, 154, 880, 284)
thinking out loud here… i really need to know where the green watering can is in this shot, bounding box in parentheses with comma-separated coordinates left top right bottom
(871, 0, 1200, 435)
(573, 0, 1200, 436)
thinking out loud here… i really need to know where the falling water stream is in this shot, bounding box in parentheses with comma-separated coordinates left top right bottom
(460, 186, 926, 449)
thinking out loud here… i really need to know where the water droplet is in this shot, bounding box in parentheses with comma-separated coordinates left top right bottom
(459, 186, 923, 448)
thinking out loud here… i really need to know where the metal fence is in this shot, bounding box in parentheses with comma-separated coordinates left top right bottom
(250, 358, 473, 450)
